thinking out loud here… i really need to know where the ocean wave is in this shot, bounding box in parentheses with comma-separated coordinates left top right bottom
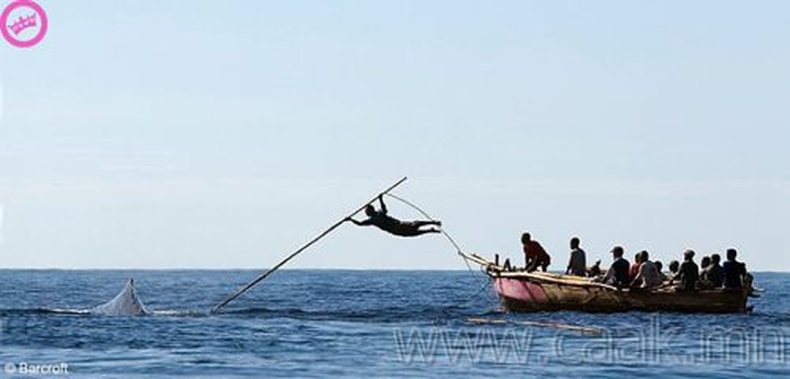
(0, 308, 91, 316)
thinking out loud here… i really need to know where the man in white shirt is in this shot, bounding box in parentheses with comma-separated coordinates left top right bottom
(631, 250, 662, 289)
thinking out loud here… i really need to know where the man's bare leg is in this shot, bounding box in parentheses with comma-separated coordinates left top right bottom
(413, 220, 442, 228)
(407, 227, 441, 236)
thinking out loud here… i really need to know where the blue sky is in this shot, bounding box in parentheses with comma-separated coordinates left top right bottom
(1, 1, 789, 270)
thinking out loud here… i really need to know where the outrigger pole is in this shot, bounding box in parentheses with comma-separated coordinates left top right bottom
(211, 176, 409, 314)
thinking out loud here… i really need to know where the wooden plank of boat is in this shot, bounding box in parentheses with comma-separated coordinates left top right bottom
(493, 270, 622, 291)
(493, 276, 749, 313)
(460, 252, 619, 291)
(459, 251, 504, 270)
(463, 253, 751, 313)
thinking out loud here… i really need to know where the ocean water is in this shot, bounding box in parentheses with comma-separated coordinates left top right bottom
(0, 269, 787, 378)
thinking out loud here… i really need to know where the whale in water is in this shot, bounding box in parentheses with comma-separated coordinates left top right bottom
(91, 278, 149, 316)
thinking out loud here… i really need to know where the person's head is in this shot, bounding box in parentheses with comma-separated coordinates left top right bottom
(611, 246, 624, 259)
(744, 272, 753, 288)
(700, 256, 711, 269)
(570, 237, 580, 249)
(669, 260, 680, 273)
(684, 249, 695, 262)
(364, 204, 376, 216)
(654, 260, 663, 272)
(521, 233, 531, 244)
(726, 248, 737, 261)
(634, 253, 640, 263)
(711, 254, 721, 265)
(593, 259, 601, 267)
(640, 250, 650, 262)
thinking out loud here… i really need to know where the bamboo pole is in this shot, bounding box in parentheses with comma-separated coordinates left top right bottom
(211, 177, 408, 314)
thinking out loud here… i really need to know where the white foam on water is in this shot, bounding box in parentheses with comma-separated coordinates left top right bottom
(151, 310, 210, 317)
(38, 279, 209, 317)
(48, 308, 92, 315)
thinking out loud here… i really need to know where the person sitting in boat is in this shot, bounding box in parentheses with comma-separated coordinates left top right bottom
(697, 255, 714, 289)
(587, 260, 602, 277)
(522, 232, 551, 272)
(705, 253, 724, 288)
(595, 246, 630, 287)
(700, 256, 711, 274)
(630, 251, 662, 289)
(743, 271, 757, 297)
(672, 249, 699, 291)
(654, 260, 668, 282)
(565, 237, 587, 276)
(699, 254, 725, 289)
(722, 248, 747, 290)
(345, 195, 441, 237)
(668, 260, 680, 277)
(628, 250, 644, 280)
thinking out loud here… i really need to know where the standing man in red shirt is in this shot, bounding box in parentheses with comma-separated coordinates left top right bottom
(522, 232, 551, 272)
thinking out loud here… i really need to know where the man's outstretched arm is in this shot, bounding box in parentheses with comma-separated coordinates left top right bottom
(378, 195, 387, 214)
(345, 217, 372, 226)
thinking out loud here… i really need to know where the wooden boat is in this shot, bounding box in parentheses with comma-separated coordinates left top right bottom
(461, 252, 751, 313)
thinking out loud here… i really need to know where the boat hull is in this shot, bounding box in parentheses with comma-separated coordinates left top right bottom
(493, 275, 749, 313)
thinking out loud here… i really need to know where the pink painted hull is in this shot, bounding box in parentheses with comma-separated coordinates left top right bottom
(492, 276, 749, 313)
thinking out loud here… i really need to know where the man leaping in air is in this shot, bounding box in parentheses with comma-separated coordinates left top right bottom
(345, 195, 441, 237)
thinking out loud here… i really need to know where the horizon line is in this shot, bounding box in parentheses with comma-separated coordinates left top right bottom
(0, 267, 787, 274)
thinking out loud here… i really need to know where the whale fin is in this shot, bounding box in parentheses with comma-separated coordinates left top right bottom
(91, 278, 149, 316)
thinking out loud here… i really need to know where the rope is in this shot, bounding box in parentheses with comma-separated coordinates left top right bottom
(383, 193, 464, 253)
(383, 193, 493, 310)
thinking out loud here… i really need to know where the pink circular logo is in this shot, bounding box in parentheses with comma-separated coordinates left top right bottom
(1, 0, 48, 48)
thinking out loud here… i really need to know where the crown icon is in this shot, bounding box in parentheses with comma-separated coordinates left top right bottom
(7, 13, 38, 36)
